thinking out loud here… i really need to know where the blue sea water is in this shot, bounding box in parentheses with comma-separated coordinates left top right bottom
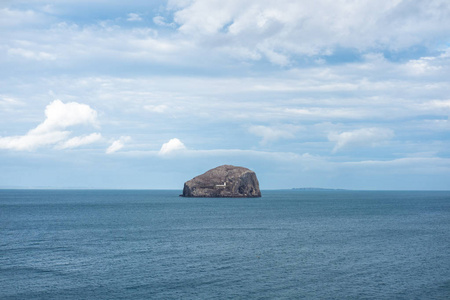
(1, 190, 449, 299)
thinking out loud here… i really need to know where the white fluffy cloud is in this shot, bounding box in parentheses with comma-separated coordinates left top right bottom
(328, 128, 395, 153)
(159, 138, 186, 155)
(0, 100, 99, 151)
(106, 136, 131, 154)
(31, 99, 98, 134)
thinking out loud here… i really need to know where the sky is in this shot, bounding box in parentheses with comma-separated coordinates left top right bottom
(1, 0, 450, 190)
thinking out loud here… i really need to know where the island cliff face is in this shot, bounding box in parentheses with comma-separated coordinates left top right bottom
(182, 165, 261, 197)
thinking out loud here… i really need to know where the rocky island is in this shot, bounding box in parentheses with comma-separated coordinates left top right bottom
(182, 165, 261, 197)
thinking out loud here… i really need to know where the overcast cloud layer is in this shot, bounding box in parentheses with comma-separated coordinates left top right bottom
(1, 0, 450, 189)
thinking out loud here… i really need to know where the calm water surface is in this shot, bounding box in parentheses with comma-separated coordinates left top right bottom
(1, 190, 449, 299)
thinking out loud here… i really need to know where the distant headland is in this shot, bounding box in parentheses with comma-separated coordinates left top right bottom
(292, 188, 348, 191)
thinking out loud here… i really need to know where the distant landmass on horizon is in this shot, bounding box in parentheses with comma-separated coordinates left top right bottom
(292, 187, 348, 191)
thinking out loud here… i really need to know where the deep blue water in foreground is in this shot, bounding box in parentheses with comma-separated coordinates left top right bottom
(1, 190, 449, 299)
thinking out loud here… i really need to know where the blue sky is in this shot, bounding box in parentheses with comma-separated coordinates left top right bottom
(1, 0, 450, 190)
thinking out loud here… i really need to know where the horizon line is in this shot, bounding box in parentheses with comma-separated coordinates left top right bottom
(1, 187, 449, 192)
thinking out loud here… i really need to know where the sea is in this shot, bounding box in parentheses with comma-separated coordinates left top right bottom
(1, 189, 449, 299)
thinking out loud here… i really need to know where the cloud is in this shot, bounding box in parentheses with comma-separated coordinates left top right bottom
(144, 104, 168, 113)
(341, 157, 450, 174)
(0, 96, 24, 108)
(106, 136, 131, 154)
(0, 100, 99, 151)
(0, 131, 70, 151)
(248, 125, 301, 145)
(3, 17, 182, 67)
(159, 138, 186, 155)
(127, 13, 142, 22)
(4, 1, 450, 72)
(57, 133, 102, 149)
(31, 99, 98, 134)
(100, 143, 450, 175)
(182, 149, 305, 163)
(0, 7, 46, 28)
(427, 100, 450, 109)
(8, 48, 56, 61)
(119, 147, 305, 163)
(405, 56, 442, 75)
(328, 128, 395, 153)
(153, 16, 175, 27)
(169, 0, 450, 64)
(259, 47, 290, 66)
